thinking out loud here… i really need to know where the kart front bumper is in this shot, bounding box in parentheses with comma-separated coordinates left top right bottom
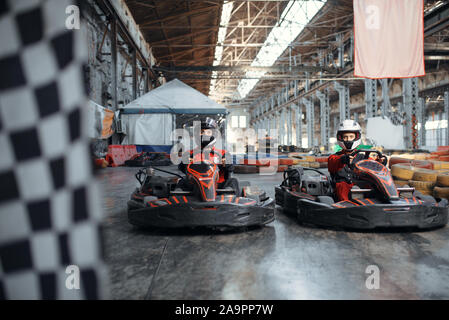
(127, 198, 275, 228)
(297, 199, 448, 230)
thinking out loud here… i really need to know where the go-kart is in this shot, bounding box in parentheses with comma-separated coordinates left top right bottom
(125, 152, 171, 167)
(275, 149, 449, 229)
(127, 160, 275, 229)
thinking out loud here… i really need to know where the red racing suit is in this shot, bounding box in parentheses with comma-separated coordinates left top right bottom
(180, 147, 232, 184)
(328, 151, 354, 201)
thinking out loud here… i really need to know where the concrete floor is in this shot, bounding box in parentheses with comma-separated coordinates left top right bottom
(98, 166, 449, 300)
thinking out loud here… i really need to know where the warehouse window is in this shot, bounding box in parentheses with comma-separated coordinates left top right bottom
(239, 116, 247, 128)
(231, 116, 239, 128)
(231, 115, 247, 128)
(425, 119, 448, 147)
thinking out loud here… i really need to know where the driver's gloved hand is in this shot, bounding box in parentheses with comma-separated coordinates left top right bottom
(219, 162, 235, 172)
(178, 178, 193, 191)
(340, 154, 351, 165)
(178, 162, 187, 174)
(335, 166, 352, 184)
(352, 153, 365, 164)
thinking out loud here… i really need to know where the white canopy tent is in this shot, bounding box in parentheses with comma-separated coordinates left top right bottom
(121, 79, 227, 148)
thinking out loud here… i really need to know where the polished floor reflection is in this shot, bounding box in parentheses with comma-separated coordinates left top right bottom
(98, 167, 449, 299)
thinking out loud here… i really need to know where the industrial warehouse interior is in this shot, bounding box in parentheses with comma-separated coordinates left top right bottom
(1, 0, 449, 304)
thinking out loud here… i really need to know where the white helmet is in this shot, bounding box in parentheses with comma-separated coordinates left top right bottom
(336, 120, 362, 151)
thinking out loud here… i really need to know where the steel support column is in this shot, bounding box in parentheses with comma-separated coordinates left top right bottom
(143, 68, 149, 93)
(268, 114, 274, 138)
(419, 98, 426, 148)
(109, 17, 119, 144)
(365, 79, 377, 119)
(402, 78, 420, 149)
(295, 104, 302, 147)
(132, 48, 137, 100)
(302, 97, 314, 148)
(333, 117, 339, 137)
(334, 82, 350, 121)
(445, 91, 449, 145)
(280, 110, 286, 145)
(316, 89, 330, 149)
(110, 17, 118, 111)
(276, 112, 282, 145)
(287, 106, 292, 146)
(380, 79, 391, 118)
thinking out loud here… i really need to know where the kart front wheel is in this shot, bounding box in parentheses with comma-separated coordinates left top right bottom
(414, 190, 437, 204)
(317, 196, 335, 205)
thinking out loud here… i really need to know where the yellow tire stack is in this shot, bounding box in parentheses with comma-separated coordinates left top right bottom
(390, 162, 449, 199)
(409, 168, 437, 196)
(391, 164, 415, 187)
(288, 154, 321, 169)
(435, 172, 449, 199)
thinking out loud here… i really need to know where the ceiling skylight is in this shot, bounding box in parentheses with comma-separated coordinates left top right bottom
(209, 1, 234, 96)
(236, 0, 326, 100)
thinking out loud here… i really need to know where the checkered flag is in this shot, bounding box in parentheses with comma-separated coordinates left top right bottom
(0, 0, 107, 299)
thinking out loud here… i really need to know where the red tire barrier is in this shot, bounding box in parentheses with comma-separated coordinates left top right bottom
(279, 158, 295, 166)
(389, 157, 433, 169)
(240, 159, 278, 166)
(437, 146, 449, 152)
(123, 145, 138, 160)
(389, 157, 411, 167)
(106, 145, 127, 167)
(431, 151, 449, 156)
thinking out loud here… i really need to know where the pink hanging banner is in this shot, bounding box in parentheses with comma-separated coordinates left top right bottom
(354, 0, 425, 79)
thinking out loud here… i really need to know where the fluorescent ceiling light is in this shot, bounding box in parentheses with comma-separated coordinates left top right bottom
(236, 0, 326, 100)
(209, 1, 234, 96)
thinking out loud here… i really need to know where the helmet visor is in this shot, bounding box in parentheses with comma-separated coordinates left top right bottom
(337, 131, 361, 142)
(201, 129, 213, 136)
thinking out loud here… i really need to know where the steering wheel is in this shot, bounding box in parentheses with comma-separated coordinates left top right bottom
(351, 149, 388, 166)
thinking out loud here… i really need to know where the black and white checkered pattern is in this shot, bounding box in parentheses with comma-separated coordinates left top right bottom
(0, 0, 107, 299)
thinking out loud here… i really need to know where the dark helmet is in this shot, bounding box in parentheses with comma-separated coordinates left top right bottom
(201, 117, 218, 130)
(200, 117, 218, 150)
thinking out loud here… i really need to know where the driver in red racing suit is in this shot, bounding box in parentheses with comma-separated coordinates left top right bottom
(179, 118, 237, 192)
(328, 120, 362, 201)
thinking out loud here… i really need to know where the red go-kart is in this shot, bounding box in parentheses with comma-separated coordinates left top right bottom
(275, 149, 449, 230)
(128, 160, 275, 229)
